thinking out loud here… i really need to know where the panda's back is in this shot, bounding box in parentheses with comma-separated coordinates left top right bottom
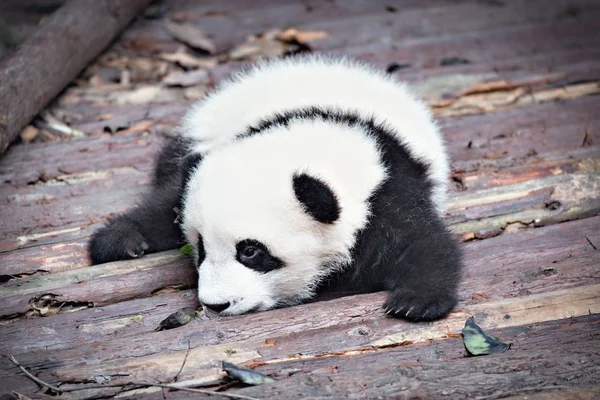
(181, 54, 449, 212)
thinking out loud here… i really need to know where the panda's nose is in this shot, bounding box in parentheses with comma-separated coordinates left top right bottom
(203, 302, 230, 313)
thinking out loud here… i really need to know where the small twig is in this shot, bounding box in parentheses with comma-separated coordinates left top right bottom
(9, 355, 260, 400)
(8, 356, 61, 393)
(174, 339, 191, 382)
(64, 382, 260, 399)
(581, 117, 593, 147)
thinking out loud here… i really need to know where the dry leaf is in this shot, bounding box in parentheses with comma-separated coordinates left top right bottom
(183, 86, 207, 100)
(228, 30, 287, 61)
(165, 19, 216, 54)
(260, 339, 277, 347)
(88, 74, 106, 87)
(126, 58, 169, 82)
(155, 306, 199, 331)
(159, 47, 217, 69)
(222, 361, 276, 385)
(277, 28, 328, 43)
(110, 85, 184, 105)
(162, 69, 208, 87)
(462, 316, 511, 356)
(471, 292, 491, 301)
(114, 121, 154, 135)
(19, 126, 39, 143)
(96, 113, 113, 121)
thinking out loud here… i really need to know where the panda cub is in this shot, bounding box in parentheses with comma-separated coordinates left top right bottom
(89, 54, 463, 322)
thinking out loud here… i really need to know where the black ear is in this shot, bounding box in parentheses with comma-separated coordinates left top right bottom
(293, 173, 340, 224)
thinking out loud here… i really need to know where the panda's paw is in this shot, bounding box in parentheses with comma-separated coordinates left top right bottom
(89, 218, 150, 264)
(383, 288, 457, 322)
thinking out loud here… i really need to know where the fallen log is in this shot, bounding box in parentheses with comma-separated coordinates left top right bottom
(0, 0, 153, 155)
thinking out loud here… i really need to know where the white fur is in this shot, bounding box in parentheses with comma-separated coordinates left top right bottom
(181, 119, 386, 314)
(181, 54, 449, 214)
(179, 54, 451, 314)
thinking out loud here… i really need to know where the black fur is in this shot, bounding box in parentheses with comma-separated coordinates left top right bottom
(244, 107, 462, 322)
(88, 137, 200, 264)
(293, 173, 340, 224)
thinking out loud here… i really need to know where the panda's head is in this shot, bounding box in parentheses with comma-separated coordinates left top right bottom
(179, 133, 365, 315)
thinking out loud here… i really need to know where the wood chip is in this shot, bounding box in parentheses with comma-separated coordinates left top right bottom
(19, 125, 39, 143)
(228, 30, 287, 61)
(162, 69, 208, 87)
(159, 47, 218, 69)
(276, 28, 328, 43)
(165, 19, 216, 54)
(183, 86, 207, 100)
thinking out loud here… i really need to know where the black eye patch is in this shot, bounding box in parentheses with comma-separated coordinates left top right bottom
(235, 239, 284, 273)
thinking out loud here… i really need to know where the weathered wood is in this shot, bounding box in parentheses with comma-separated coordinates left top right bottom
(448, 173, 600, 240)
(123, 0, 600, 57)
(0, 250, 195, 318)
(234, 317, 600, 400)
(2, 284, 597, 398)
(0, 289, 198, 355)
(0, 0, 153, 155)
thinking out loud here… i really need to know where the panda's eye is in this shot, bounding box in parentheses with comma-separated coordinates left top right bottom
(242, 246, 258, 259)
(235, 239, 284, 273)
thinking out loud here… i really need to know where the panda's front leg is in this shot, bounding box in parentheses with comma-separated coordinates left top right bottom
(383, 227, 463, 322)
(88, 138, 199, 265)
(88, 182, 184, 264)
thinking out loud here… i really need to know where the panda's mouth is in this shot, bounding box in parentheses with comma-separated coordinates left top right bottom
(218, 302, 263, 316)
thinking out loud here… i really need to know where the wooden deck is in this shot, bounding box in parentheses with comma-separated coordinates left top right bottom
(1, 0, 599, 398)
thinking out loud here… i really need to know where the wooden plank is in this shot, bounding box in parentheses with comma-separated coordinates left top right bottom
(2, 284, 596, 398)
(447, 173, 600, 240)
(122, 0, 600, 55)
(307, 1, 600, 52)
(0, 250, 195, 319)
(229, 316, 600, 400)
(12, 315, 598, 399)
(0, 290, 198, 355)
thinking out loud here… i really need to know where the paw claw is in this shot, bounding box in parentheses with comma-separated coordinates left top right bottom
(384, 288, 456, 322)
(89, 220, 150, 264)
(127, 248, 145, 258)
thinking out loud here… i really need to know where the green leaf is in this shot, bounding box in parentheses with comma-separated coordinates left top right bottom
(155, 306, 199, 331)
(462, 316, 511, 356)
(222, 361, 276, 385)
(179, 243, 194, 255)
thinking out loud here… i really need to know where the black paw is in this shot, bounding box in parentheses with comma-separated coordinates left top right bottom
(89, 218, 150, 264)
(383, 288, 457, 322)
